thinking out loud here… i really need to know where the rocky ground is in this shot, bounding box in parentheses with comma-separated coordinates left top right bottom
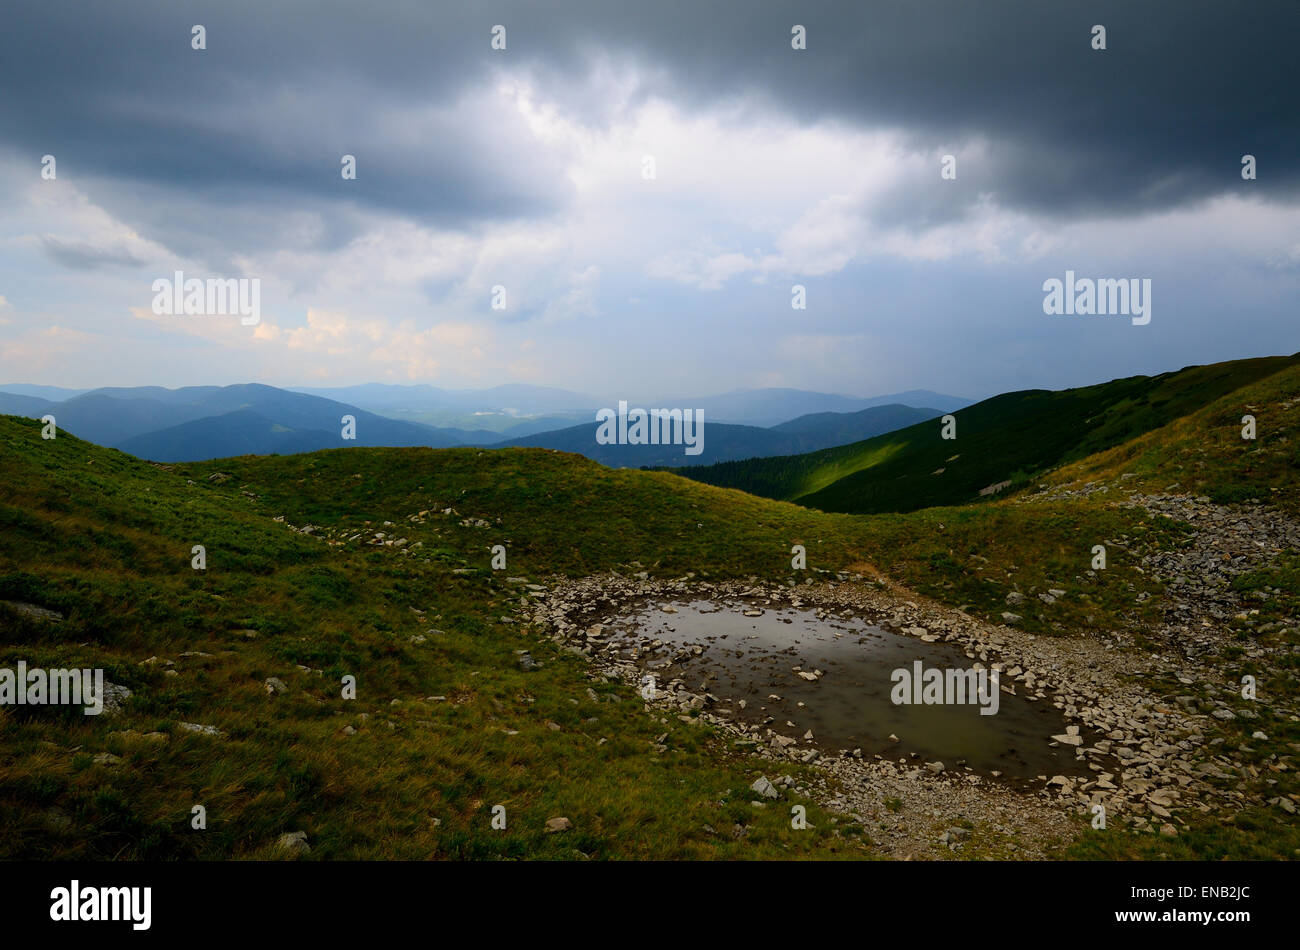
(1128, 492, 1300, 654)
(526, 492, 1299, 858)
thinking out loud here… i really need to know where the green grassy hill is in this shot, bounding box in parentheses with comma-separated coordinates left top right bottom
(0, 416, 881, 860)
(1044, 359, 1300, 512)
(676, 355, 1300, 515)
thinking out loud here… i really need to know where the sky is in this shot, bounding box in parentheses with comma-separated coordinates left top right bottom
(0, 0, 1297, 403)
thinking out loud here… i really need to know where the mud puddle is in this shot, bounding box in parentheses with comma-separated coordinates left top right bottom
(603, 599, 1096, 779)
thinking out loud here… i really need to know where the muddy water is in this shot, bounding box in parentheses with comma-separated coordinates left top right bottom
(605, 600, 1092, 779)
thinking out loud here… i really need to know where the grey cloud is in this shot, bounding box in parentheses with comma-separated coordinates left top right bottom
(40, 236, 146, 270)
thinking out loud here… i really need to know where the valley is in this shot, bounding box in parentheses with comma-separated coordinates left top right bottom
(1, 355, 1297, 860)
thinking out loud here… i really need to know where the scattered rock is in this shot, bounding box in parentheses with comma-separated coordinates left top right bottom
(275, 832, 311, 856)
(177, 722, 225, 738)
(750, 775, 780, 800)
(99, 682, 132, 717)
(0, 601, 63, 622)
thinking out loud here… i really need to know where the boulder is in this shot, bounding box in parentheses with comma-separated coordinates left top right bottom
(276, 832, 311, 856)
(750, 776, 780, 799)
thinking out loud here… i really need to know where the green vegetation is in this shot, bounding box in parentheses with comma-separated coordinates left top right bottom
(0, 417, 875, 859)
(1045, 358, 1300, 514)
(2, 355, 1298, 860)
(677, 355, 1300, 515)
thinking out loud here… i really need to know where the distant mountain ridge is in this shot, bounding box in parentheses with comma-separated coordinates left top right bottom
(663, 388, 970, 426)
(115, 409, 337, 461)
(0, 382, 962, 464)
(501, 404, 942, 467)
(288, 383, 599, 415)
(1, 384, 469, 460)
(0, 384, 91, 401)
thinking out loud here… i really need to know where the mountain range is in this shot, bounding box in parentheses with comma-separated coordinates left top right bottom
(500, 403, 943, 467)
(0, 383, 966, 465)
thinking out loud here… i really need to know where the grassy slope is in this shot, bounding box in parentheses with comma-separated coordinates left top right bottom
(677, 355, 1300, 514)
(0, 419, 876, 859)
(1045, 361, 1300, 513)
(1043, 362, 1300, 858)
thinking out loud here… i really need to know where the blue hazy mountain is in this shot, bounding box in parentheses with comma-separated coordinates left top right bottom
(501, 403, 942, 467)
(289, 383, 598, 414)
(0, 384, 92, 401)
(115, 409, 343, 461)
(2, 384, 475, 459)
(665, 388, 971, 426)
(0, 391, 56, 416)
(0, 382, 958, 465)
(288, 383, 970, 428)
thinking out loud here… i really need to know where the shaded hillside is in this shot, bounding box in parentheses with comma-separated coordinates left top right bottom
(115, 409, 342, 460)
(770, 403, 941, 441)
(678, 355, 1300, 514)
(1044, 360, 1300, 513)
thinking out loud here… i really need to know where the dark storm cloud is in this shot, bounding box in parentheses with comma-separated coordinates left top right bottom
(1, 0, 1295, 247)
(0, 1, 573, 257)
(558, 0, 1300, 220)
